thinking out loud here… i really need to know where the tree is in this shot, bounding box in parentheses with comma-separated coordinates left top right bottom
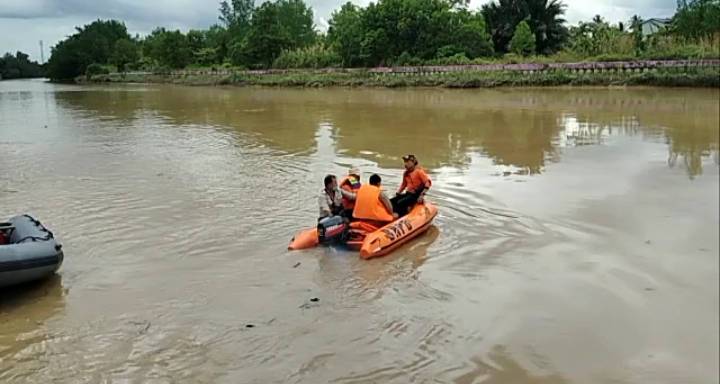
(327, 2, 365, 66)
(0, 53, 20, 79)
(142, 27, 167, 66)
(194, 47, 220, 65)
(110, 39, 139, 71)
(46, 39, 84, 80)
(360, 0, 459, 63)
(568, 17, 631, 57)
(187, 30, 207, 54)
(630, 15, 644, 54)
(238, 0, 315, 67)
(159, 31, 192, 68)
(509, 20, 536, 55)
(74, 20, 131, 65)
(482, 0, 568, 54)
(220, 0, 255, 66)
(673, 0, 720, 39)
(333, 0, 493, 67)
(205, 25, 231, 63)
(452, 11, 495, 58)
(274, 0, 316, 46)
(0, 51, 43, 79)
(143, 29, 192, 68)
(219, 0, 254, 32)
(46, 19, 131, 80)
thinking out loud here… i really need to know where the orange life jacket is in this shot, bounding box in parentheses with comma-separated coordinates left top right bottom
(353, 184, 394, 222)
(402, 167, 432, 193)
(340, 175, 361, 209)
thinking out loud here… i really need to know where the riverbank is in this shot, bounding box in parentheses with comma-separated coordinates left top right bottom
(83, 66, 720, 88)
(79, 60, 720, 88)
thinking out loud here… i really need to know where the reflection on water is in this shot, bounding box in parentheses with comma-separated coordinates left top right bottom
(453, 346, 568, 384)
(49, 85, 720, 178)
(317, 226, 439, 299)
(0, 80, 718, 384)
(667, 123, 720, 179)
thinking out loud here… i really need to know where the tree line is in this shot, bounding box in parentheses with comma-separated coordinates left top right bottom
(0, 52, 44, 80)
(46, 0, 720, 80)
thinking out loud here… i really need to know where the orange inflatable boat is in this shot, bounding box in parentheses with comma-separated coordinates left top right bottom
(288, 202, 438, 259)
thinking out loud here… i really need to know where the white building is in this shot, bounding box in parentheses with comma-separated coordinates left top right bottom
(641, 18, 671, 36)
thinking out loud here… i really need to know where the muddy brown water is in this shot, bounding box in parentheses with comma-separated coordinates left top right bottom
(1, 79, 718, 384)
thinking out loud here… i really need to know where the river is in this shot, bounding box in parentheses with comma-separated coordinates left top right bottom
(1, 79, 718, 383)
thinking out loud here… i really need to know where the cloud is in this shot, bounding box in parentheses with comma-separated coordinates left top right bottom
(0, 0, 219, 29)
(558, 0, 677, 23)
(0, 0, 56, 18)
(1, 0, 679, 61)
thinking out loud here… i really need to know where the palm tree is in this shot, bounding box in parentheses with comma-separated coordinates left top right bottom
(482, 0, 568, 55)
(629, 15, 643, 33)
(630, 15, 644, 54)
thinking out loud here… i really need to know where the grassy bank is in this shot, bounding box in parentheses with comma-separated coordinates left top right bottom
(84, 67, 720, 88)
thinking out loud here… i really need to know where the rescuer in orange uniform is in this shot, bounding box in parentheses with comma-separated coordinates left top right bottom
(391, 154, 432, 216)
(353, 174, 397, 223)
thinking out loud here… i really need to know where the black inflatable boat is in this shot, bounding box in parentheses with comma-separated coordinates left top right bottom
(0, 215, 63, 288)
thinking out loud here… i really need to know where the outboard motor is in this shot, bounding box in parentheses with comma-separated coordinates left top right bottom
(317, 216, 348, 244)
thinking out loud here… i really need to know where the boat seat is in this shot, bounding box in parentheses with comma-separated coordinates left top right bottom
(0, 223, 15, 234)
(0, 223, 13, 245)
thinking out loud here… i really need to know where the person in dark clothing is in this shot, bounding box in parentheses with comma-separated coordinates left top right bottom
(318, 174, 356, 221)
(390, 154, 432, 216)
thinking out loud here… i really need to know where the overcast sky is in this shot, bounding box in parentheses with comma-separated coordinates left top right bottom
(1, 0, 677, 62)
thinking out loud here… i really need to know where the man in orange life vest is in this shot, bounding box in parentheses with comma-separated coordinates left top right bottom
(339, 167, 362, 213)
(391, 154, 432, 216)
(353, 174, 398, 223)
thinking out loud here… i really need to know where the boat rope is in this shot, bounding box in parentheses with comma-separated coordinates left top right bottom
(15, 235, 53, 243)
(21, 214, 55, 240)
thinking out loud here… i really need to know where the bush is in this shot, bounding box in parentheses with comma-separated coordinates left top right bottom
(501, 53, 525, 63)
(85, 63, 110, 79)
(393, 51, 423, 66)
(429, 53, 472, 65)
(272, 44, 341, 69)
(436, 45, 463, 59)
(643, 34, 720, 59)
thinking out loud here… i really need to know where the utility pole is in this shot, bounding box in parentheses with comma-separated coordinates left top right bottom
(39, 40, 44, 64)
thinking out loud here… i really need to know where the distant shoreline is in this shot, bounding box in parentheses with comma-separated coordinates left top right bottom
(0, 76, 45, 82)
(77, 60, 720, 88)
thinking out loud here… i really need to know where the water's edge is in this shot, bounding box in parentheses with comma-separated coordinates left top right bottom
(79, 66, 720, 88)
